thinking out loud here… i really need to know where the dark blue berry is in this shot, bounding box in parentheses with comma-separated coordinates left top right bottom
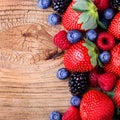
(49, 111, 61, 120)
(48, 13, 61, 25)
(99, 51, 111, 63)
(67, 30, 82, 44)
(57, 68, 70, 80)
(103, 8, 115, 20)
(38, 0, 51, 9)
(86, 29, 98, 42)
(101, 18, 110, 28)
(70, 96, 81, 107)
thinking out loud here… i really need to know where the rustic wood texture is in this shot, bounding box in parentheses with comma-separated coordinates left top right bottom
(0, 0, 71, 119)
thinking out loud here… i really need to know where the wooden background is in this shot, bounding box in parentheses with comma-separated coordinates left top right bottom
(0, 0, 71, 119)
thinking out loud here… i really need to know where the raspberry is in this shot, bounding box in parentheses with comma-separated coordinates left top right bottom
(96, 32, 115, 50)
(98, 72, 117, 91)
(89, 67, 103, 87)
(53, 30, 72, 50)
(93, 0, 110, 11)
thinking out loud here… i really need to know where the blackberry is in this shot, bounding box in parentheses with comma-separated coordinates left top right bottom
(69, 72, 89, 97)
(51, 0, 72, 14)
(110, 0, 120, 10)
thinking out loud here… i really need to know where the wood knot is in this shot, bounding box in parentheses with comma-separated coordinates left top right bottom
(23, 33, 31, 37)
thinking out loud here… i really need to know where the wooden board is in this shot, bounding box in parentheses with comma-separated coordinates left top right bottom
(0, 0, 71, 119)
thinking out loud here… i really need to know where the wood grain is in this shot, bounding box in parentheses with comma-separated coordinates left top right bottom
(0, 0, 71, 119)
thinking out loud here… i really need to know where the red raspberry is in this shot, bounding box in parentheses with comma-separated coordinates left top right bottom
(89, 67, 103, 87)
(98, 72, 117, 92)
(93, 0, 110, 11)
(53, 30, 72, 50)
(96, 32, 115, 50)
(62, 106, 81, 120)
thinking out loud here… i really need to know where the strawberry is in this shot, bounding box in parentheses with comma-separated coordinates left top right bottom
(92, 0, 110, 11)
(113, 80, 120, 108)
(98, 73, 117, 92)
(53, 30, 72, 50)
(80, 90, 114, 120)
(105, 80, 120, 108)
(64, 39, 99, 72)
(62, 106, 81, 120)
(108, 12, 120, 39)
(62, 0, 104, 31)
(62, 2, 82, 31)
(104, 44, 120, 76)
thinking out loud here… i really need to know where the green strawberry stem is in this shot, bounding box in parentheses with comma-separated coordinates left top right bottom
(83, 38, 99, 67)
(113, 106, 120, 118)
(104, 90, 114, 98)
(72, 0, 106, 30)
(97, 19, 107, 29)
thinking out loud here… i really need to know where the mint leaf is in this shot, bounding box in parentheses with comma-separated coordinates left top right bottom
(73, 0, 89, 12)
(81, 15, 97, 30)
(78, 12, 90, 24)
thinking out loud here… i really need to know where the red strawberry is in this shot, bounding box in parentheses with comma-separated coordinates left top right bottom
(105, 80, 120, 108)
(104, 44, 120, 76)
(113, 80, 120, 108)
(96, 32, 115, 51)
(98, 73, 117, 92)
(62, 106, 81, 120)
(93, 0, 110, 11)
(53, 30, 71, 50)
(62, 0, 101, 31)
(80, 90, 114, 120)
(108, 12, 120, 39)
(62, 2, 82, 31)
(89, 67, 103, 87)
(64, 40, 98, 72)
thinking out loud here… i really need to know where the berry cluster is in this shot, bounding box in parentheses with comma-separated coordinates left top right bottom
(38, 0, 120, 119)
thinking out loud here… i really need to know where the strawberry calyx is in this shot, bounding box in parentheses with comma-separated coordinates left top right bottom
(105, 90, 114, 98)
(83, 38, 99, 67)
(72, 0, 106, 30)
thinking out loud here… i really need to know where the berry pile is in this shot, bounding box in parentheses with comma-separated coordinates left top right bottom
(38, 0, 120, 119)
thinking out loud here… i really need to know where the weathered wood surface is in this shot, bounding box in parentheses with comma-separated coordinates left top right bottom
(0, 0, 71, 119)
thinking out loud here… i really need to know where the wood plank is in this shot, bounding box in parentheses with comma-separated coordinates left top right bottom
(0, 0, 71, 119)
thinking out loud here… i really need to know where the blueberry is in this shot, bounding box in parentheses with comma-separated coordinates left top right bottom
(57, 68, 70, 80)
(99, 51, 111, 63)
(70, 96, 81, 107)
(103, 8, 115, 20)
(67, 30, 82, 44)
(37, 0, 51, 9)
(86, 29, 98, 42)
(101, 18, 110, 28)
(49, 111, 61, 120)
(48, 13, 61, 25)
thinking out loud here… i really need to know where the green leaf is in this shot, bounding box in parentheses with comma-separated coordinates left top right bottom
(90, 55, 98, 67)
(84, 38, 96, 48)
(97, 19, 107, 29)
(98, 59, 103, 68)
(83, 39, 99, 67)
(72, 0, 89, 12)
(118, 7, 120, 11)
(78, 12, 90, 24)
(81, 15, 97, 30)
(104, 90, 114, 98)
